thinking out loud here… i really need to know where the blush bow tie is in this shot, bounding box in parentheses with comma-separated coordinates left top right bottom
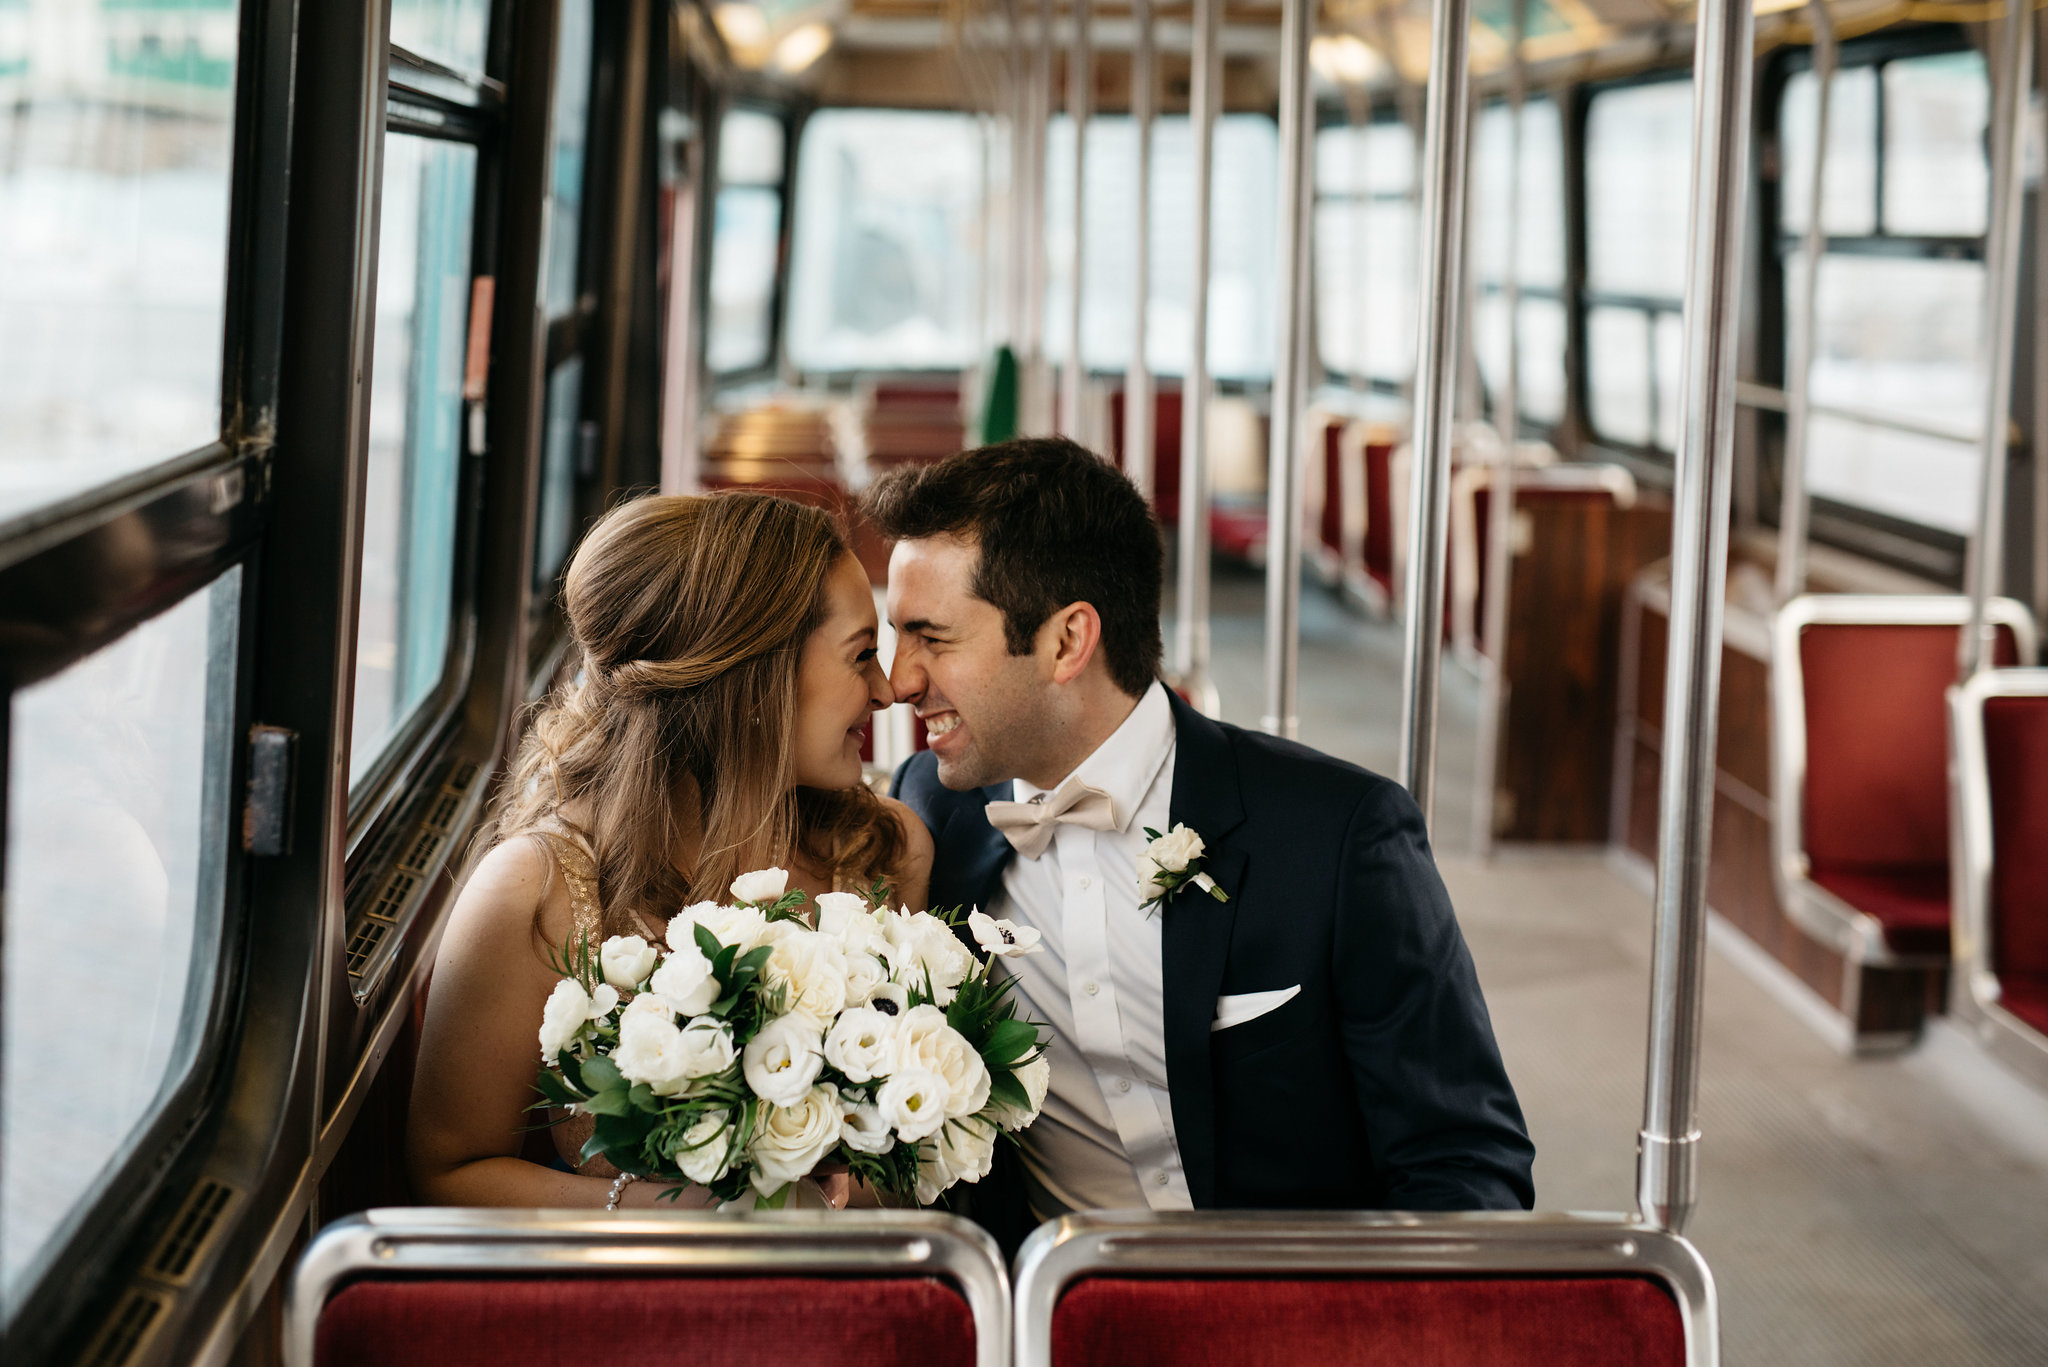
(985, 777, 1120, 859)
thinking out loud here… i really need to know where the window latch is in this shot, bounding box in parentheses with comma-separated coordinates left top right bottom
(243, 724, 298, 856)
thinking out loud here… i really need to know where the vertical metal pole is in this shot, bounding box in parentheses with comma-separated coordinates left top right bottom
(1174, 0, 1221, 710)
(1061, 0, 1093, 438)
(1024, 0, 1054, 433)
(1395, 0, 1472, 820)
(2035, 8, 2048, 642)
(1473, 0, 1525, 854)
(1126, 0, 1156, 496)
(1261, 0, 1316, 737)
(1006, 0, 1029, 356)
(1637, 0, 1755, 1236)
(1962, 0, 2034, 676)
(1775, 1, 1836, 605)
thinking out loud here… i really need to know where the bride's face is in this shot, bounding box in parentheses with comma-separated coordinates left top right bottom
(792, 553, 894, 790)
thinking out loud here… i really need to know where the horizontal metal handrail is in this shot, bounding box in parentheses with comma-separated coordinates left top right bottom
(1735, 381, 1978, 447)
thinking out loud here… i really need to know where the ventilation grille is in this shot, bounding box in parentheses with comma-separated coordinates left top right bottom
(78, 1288, 171, 1367)
(345, 759, 481, 988)
(144, 1179, 237, 1285)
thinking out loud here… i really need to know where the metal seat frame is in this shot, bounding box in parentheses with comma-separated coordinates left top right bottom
(1947, 666, 2048, 1091)
(286, 1207, 1011, 1367)
(1012, 1210, 1718, 1367)
(1769, 594, 2037, 985)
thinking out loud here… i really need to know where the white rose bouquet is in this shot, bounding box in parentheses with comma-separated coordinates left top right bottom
(532, 868, 1050, 1209)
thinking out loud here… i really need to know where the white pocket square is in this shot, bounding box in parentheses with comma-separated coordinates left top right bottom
(1211, 985, 1302, 1032)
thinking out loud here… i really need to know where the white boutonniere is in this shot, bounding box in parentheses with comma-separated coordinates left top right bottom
(1136, 823, 1230, 914)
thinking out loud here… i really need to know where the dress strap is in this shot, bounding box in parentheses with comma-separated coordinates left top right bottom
(534, 829, 604, 951)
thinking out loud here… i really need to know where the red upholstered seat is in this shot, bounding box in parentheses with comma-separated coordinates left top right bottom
(1984, 696, 2048, 1015)
(1210, 505, 1267, 563)
(1049, 1276, 1686, 1367)
(314, 1276, 976, 1367)
(1808, 863, 1953, 957)
(1108, 385, 1184, 526)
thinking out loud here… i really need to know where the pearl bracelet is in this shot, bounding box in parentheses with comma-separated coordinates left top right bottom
(605, 1172, 638, 1211)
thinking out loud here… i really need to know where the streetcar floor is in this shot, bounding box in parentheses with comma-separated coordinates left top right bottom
(1180, 560, 2048, 1366)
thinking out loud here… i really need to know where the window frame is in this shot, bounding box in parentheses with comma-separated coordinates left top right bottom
(706, 96, 798, 386)
(1312, 103, 1421, 403)
(1468, 93, 1570, 440)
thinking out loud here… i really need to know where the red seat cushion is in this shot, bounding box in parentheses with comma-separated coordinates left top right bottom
(1808, 862, 1953, 957)
(1050, 1276, 1686, 1367)
(315, 1276, 975, 1367)
(1983, 695, 2048, 983)
(1996, 972, 2048, 1035)
(1210, 506, 1267, 562)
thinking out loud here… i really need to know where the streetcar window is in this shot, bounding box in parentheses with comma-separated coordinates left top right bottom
(1471, 98, 1567, 427)
(784, 109, 983, 373)
(543, 0, 595, 319)
(2, 569, 240, 1315)
(533, 356, 587, 593)
(1585, 78, 1692, 453)
(707, 109, 788, 374)
(389, 0, 492, 74)
(1316, 119, 1417, 387)
(1775, 46, 1988, 537)
(0, 1, 238, 523)
(350, 136, 478, 788)
(1045, 113, 1281, 379)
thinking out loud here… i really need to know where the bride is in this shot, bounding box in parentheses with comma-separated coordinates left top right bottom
(408, 491, 933, 1209)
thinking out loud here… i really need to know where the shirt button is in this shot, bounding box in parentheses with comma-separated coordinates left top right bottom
(1084, 980, 1100, 996)
(1117, 1078, 1133, 1094)
(1153, 1171, 1170, 1187)
(1077, 875, 1092, 890)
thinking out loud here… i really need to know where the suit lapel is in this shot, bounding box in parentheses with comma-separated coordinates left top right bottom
(1159, 691, 1247, 1208)
(928, 780, 1016, 915)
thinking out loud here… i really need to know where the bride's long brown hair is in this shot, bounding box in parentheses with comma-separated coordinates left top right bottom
(487, 491, 906, 941)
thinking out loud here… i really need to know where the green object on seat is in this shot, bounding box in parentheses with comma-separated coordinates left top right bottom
(979, 345, 1019, 445)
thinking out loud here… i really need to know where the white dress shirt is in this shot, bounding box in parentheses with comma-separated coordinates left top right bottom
(987, 681, 1193, 1219)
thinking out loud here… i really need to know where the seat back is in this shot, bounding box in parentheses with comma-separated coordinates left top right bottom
(1107, 384, 1183, 524)
(1015, 1212, 1715, 1367)
(289, 1208, 1008, 1367)
(1950, 670, 2048, 1041)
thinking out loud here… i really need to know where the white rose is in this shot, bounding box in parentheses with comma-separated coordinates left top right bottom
(742, 1013, 825, 1107)
(823, 1007, 900, 1083)
(587, 983, 620, 1019)
(839, 1098, 895, 1155)
(674, 1109, 736, 1184)
(1134, 855, 1167, 901)
(884, 911, 975, 1005)
(649, 942, 720, 1017)
(896, 1005, 991, 1118)
(876, 1068, 951, 1142)
(539, 978, 594, 1059)
(937, 1116, 997, 1186)
(600, 934, 658, 991)
(620, 991, 673, 1023)
(913, 1137, 955, 1206)
(760, 922, 850, 1023)
(749, 1082, 843, 1194)
(843, 951, 890, 1007)
(613, 1006, 692, 1095)
(990, 1051, 1051, 1131)
(730, 867, 790, 905)
(673, 1017, 739, 1081)
(967, 910, 1043, 958)
(669, 901, 767, 955)
(1149, 824, 1206, 873)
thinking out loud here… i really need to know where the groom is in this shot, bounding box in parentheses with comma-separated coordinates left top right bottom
(863, 437, 1533, 1248)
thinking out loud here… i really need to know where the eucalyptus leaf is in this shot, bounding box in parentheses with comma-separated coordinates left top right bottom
(579, 1055, 624, 1091)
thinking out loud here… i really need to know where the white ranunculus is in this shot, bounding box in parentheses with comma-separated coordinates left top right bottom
(895, 1005, 991, 1118)
(990, 1051, 1051, 1131)
(913, 1137, 954, 1206)
(1148, 824, 1206, 873)
(884, 911, 975, 1005)
(842, 950, 890, 1007)
(538, 978, 594, 1059)
(742, 1013, 825, 1107)
(599, 934, 658, 991)
(967, 910, 1043, 958)
(937, 1116, 997, 1187)
(649, 942, 720, 1017)
(669, 901, 768, 955)
(876, 1068, 951, 1142)
(749, 1082, 843, 1194)
(673, 1017, 738, 1081)
(675, 1109, 735, 1185)
(760, 922, 850, 1023)
(1134, 855, 1167, 902)
(612, 1005, 692, 1095)
(620, 991, 674, 1024)
(587, 982, 620, 1019)
(839, 1098, 894, 1155)
(823, 1006, 900, 1083)
(730, 867, 790, 905)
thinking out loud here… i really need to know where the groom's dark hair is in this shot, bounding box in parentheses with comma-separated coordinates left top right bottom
(861, 437, 1164, 697)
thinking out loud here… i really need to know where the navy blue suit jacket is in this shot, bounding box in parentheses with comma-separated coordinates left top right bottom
(892, 689, 1534, 1244)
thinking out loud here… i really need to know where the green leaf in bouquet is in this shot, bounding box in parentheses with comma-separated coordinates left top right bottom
(864, 876, 893, 910)
(531, 1067, 584, 1109)
(585, 1110, 656, 1171)
(712, 942, 738, 980)
(579, 1055, 624, 1092)
(763, 889, 809, 921)
(584, 1086, 635, 1117)
(981, 1018, 1040, 1066)
(694, 923, 725, 964)
(554, 1050, 587, 1092)
(627, 1082, 658, 1109)
(734, 944, 774, 978)
(986, 1067, 1029, 1114)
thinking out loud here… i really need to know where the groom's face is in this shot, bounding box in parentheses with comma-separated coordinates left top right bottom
(886, 535, 1049, 791)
